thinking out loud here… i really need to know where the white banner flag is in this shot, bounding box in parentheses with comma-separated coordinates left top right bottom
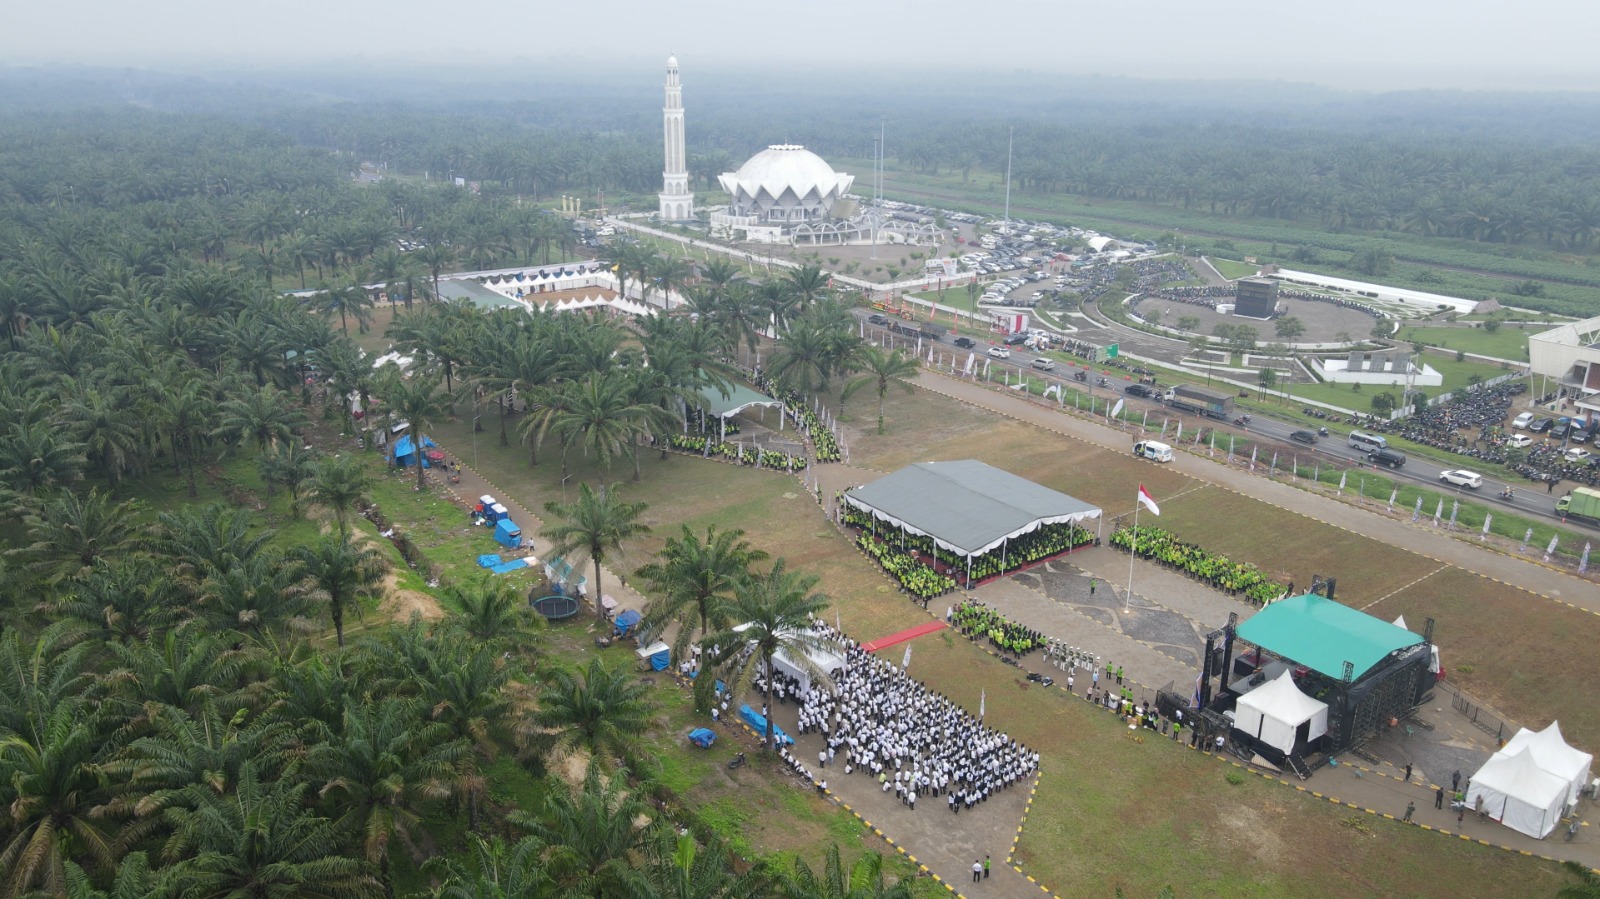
(1412, 496, 1423, 522)
(1481, 514, 1492, 540)
(964, 352, 976, 376)
(1338, 471, 1347, 492)
(1433, 498, 1444, 526)
(1521, 527, 1534, 553)
(902, 643, 912, 671)
(979, 689, 986, 720)
(1388, 488, 1398, 511)
(1250, 446, 1258, 471)
(1582, 542, 1591, 574)
(1545, 535, 1560, 562)
(1449, 500, 1459, 530)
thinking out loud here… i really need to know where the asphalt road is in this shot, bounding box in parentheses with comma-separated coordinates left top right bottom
(856, 311, 1599, 535)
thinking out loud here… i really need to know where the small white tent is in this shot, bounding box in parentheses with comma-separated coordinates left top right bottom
(1500, 721, 1593, 806)
(1466, 748, 1569, 839)
(1233, 671, 1329, 755)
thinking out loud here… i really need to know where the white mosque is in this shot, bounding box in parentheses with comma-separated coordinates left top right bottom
(656, 56, 936, 248)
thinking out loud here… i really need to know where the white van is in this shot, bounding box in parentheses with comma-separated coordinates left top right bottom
(1349, 431, 1387, 452)
(1132, 440, 1173, 463)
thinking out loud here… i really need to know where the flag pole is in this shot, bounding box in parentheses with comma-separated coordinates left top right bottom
(1126, 493, 1138, 613)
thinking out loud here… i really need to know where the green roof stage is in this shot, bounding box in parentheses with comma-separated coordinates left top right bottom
(696, 384, 782, 419)
(840, 460, 1102, 558)
(1236, 593, 1424, 681)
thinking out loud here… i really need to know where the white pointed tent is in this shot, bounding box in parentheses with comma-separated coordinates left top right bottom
(1499, 721, 1593, 806)
(1232, 671, 1329, 755)
(1466, 747, 1570, 839)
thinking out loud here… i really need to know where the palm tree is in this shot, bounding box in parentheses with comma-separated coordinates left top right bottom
(649, 255, 694, 308)
(841, 346, 919, 435)
(160, 763, 382, 899)
(785, 264, 829, 306)
(385, 373, 450, 491)
(416, 243, 457, 303)
(779, 843, 915, 899)
(540, 482, 650, 620)
(102, 698, 293, 820)
(199, 552, 314, 641)
(213, 385, 308, 456)
(13, 487, 143, 582)
(510, 763, 656, 897)
(307, 455, 374, 538)
(524, 657, 651, 765)
(636, 832, 773, 899)
(636, 525, 768, 676)
(442, 577, 542, 648)
(755, 280, 800, 339)
(259, 442, 319, 514)
(705, 559, 834, 751)
(58, 385, 142, 487)
(155, 376, 218, 498)
(0, 704, 124, 898)
(307, 698, 467, 897)
(296, 534, 387, 648)
(319, 283, 376, 336)
(53, 555, 181, 645)
(0, 420, 86, 498)
(421, 834, 556, 899)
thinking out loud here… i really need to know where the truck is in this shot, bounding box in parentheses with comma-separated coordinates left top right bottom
(1557, 486, 1600, 523)
(1162, 385, 1235, 419)
(888, 320, 948, 341)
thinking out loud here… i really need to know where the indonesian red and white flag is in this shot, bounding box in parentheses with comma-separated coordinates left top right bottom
(1137, 484, 1161, 516)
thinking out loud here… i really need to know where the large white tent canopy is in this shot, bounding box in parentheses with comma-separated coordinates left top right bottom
(1499, 721, 1592, 806)
(1232, 671, 1328, 755)
(840, 460, 1102, 558)
(1466, 748, 1570, 839)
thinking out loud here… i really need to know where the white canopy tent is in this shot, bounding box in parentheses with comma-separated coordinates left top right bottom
(729, 623, 845, 694)
(1232, 671, 1328, 755)
(1500, 721, 1593, 806)
(1466, 748, 1570, 839)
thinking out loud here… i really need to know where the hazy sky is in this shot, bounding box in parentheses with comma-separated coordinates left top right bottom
(10, 0, 1598, 92)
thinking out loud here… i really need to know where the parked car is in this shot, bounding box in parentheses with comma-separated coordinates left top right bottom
(1124, 383, 1154, 398)
(1512, 412, 1535, 429)
(1530, 417, 1554, 433)
(1004, 333, 1029, 346)
(953, 337, 977, 349)
(867, 314, 887, 325)
(1573, 428, 1592, 444)
(1566, 448, 1593, 462)
(987, 346, 1011, 359)
(1551, 423, 1572, 440)
(1506, 434, 1533, 448)
(1439, 470, 1484, 489)
(1289, 430, 1318, 445)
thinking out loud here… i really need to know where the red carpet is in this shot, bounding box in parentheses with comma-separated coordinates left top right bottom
(860, 620, 947, 652)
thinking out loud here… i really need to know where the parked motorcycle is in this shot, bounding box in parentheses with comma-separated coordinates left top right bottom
(728, 752, 747, 770)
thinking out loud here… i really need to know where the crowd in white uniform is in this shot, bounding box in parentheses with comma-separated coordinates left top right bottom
(756, 618, 1039, 812)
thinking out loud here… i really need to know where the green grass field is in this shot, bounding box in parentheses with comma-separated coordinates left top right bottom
(1397, 324, 1534, 361)
(1208, 257, 1261, 280)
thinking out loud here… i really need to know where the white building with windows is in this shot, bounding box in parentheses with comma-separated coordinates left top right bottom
(1529, 315, 1600, 417)
(711, 145, 856, 243)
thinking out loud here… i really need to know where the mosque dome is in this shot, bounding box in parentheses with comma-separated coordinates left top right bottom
(717, 145, 855, 225)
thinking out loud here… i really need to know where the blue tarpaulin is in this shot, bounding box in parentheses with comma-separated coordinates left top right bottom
(392, 434, 438, 467)
(688, 728, 716, 748)
(477, 554, 503, 568)
(738, 704, 793, 745)
(489, 558, 532, 575)
(637, 642, 670, 671)
(614, 609, 642, 637)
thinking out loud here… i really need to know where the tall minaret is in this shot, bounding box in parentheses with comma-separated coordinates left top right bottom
(658, 55, 694, 221)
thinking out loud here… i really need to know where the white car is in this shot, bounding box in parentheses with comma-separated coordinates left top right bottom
(1439, 470, 1484, 489)
(1566, 448, 1592, 461)
(1512, 412, 1535, 429)
(1506, 434, 1532, 448)
(986, 347, 1011, 359)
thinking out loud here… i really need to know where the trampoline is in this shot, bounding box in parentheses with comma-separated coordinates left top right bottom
(532, 594, 580, 620)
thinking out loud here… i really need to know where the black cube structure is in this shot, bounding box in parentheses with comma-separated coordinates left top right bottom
(1234, 278, 1279, 320)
